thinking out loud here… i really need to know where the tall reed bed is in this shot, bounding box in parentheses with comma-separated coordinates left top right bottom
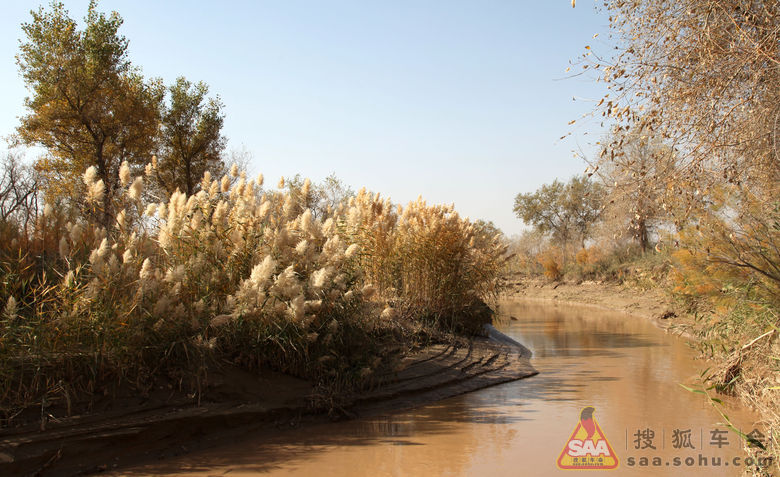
(342, 190, 507, 331)
(0, 161, 507, 420)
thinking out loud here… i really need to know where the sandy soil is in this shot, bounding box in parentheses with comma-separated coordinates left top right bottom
(0, 335, 535, 476)
(504, 277, 692, 336)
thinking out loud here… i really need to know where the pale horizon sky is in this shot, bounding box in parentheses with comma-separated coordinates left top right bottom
(0, 1, 611, 236)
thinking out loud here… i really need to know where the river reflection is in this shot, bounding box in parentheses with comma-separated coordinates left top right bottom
(119, 301, 763, 476)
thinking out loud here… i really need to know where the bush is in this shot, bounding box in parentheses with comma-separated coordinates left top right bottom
(537, 248, 562, 281)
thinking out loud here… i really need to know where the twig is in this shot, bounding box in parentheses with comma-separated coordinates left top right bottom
(741, 329, 776, 352)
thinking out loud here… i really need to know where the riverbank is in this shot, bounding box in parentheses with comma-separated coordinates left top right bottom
(503, 277, 692, 336)
(0, 330, 536, 476)
(506, 276, 778, 476)
(109, 298, 770, 476)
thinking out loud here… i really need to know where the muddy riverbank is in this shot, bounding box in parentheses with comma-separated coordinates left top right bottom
(504, 277, 692, 335)
(0, 333, 536, 476)
(115, 300, 767, 477)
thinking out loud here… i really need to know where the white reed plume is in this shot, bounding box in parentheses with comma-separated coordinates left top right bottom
(295, 239, 309, 255)
(87, 179, 105, 205)
(283, 195, 294, 219)
(273, 265, 300, 298)
(3, 296, 18, 320)
(89, 238, 110, 267)
(128, 176, 144, 201)
(116, 209, 126, 229)
(310, 266, 332, 290)
(58, 236, 70, 259)
(300, 209, 314, 234)
(208, 180, 219, 197)
(157, 202, 167, 219)
(139, 258, 153, 281)
(119, 161, 131, 187)
(289, 294, 305, 322)
(210, 314, 233, 328)
(83, 166, 98, 187)
(69, 221, 83, 244)
(201, 171, 212, 190)
(380, 307, 397, 320)
(258, 200, 270, 220)
(164, 265, 185, 284)
(250, 255, 277, 287)
(144, 203, 157, 217)
(344, 243, 360, 258)
(361, 284, 377, 299)
(63, 270, 75, 288)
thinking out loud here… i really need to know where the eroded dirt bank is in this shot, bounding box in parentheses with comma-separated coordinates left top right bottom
(505, 277, 689, 333)
(0, 335, 535, 476)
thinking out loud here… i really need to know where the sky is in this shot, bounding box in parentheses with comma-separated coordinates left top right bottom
(0, 1, 612, 236)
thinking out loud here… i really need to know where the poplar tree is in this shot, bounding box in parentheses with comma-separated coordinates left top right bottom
(154, 77, 226, 197)
(16, 1, 163, 226)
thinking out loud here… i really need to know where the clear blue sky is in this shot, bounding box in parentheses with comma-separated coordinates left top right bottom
(0, 1, 610, 236)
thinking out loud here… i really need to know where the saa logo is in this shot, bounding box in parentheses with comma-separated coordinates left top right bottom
(556, 406, 618, 470)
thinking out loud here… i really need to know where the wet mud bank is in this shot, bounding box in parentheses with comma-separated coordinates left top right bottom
(505, 278, 693, 336)
(0, 329, 536, 476)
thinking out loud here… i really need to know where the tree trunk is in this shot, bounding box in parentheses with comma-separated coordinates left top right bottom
(637, 218, 648, 253)
(185, 155, 192, 196)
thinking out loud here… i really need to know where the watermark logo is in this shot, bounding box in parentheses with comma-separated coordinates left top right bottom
(557, 406, 619, 470)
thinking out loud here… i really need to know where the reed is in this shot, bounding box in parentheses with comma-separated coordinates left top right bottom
(0, 162, 507, 421)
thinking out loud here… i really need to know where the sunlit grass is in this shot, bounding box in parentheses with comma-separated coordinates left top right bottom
(0, 161, 507, 423)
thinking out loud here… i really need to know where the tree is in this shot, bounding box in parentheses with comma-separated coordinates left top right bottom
(319, 172, 355, 214)
(584, 0, 779, 288)
(154, 77, 226, 197)
(15, 1, 163, 226)
(0, 152, 39, 235)
(595, 131, 674, 252)
(587, 0, 779, 198)
(277, 173, 356, 219)
(513, 176, 604, 265)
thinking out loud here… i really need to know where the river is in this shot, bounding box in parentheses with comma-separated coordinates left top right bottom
(118, 300, 765, 476)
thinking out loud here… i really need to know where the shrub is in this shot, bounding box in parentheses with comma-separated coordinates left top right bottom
(537, 248, 562, 281)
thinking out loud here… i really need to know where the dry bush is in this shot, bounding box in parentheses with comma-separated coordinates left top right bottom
(537, 248, 563, 281)
(504, 229, 547, 277)
(670, 192, 780, 473)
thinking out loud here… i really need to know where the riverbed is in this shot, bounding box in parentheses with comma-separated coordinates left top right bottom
(117, 300, 764, 476)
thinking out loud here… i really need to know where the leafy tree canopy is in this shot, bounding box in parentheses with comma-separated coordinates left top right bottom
(154, 77, 226, 197)
(513, 176, 604, 255)
(15, 1, 163, 225)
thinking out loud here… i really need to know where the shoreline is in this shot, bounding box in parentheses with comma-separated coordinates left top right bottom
(503, 277, 697, 339)
(0, 280, 704, 476)
(0, 332, 536, 476)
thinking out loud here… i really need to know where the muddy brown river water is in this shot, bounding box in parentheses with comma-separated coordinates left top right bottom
(119, 300, 767, 476)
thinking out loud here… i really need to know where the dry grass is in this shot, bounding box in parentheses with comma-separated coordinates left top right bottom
(342, 190, 508, 333)
(0, 162, 507, 424)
